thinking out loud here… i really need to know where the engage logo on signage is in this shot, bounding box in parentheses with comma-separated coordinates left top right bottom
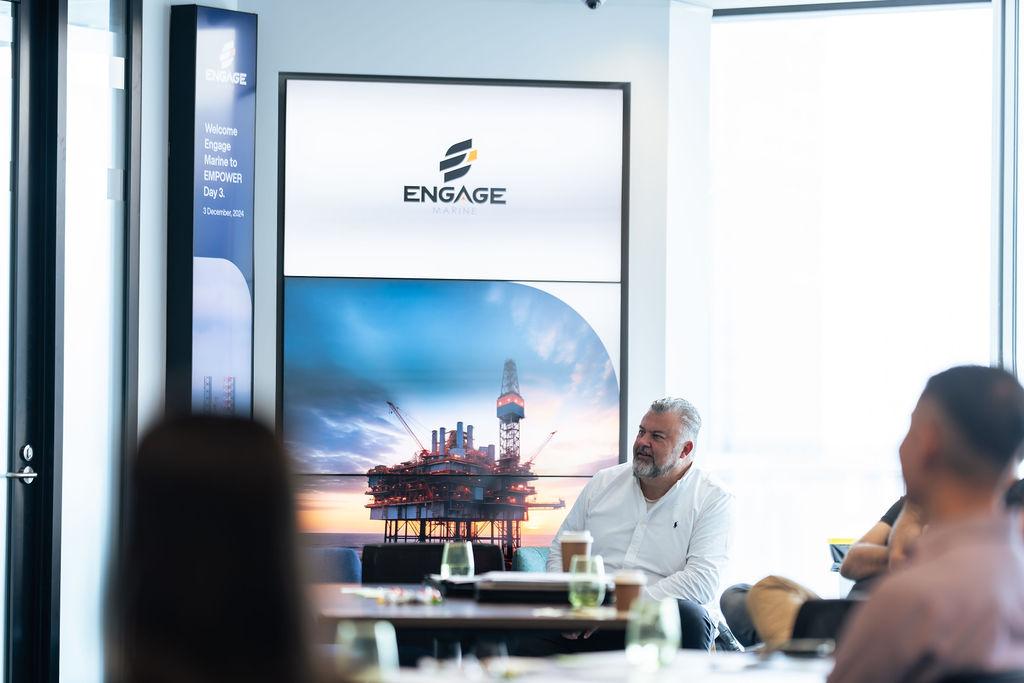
(204, 39, 248, 86)
(403, 139, 507, 205)
(440, 139, 476, 182)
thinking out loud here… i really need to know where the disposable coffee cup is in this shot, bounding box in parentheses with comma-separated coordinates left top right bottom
(614, 570, 647, 612)
(560, 531, 593, 572)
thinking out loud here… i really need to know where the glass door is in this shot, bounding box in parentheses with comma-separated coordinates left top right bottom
(59, 2, 127, 679)
(2, 0, 135, 679)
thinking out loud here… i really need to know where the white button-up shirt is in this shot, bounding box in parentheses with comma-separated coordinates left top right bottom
(546, 462, 734, 611)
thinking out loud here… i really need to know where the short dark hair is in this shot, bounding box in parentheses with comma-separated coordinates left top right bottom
(1006, 479, 1024, 508)
(922, 365, 1024, 475)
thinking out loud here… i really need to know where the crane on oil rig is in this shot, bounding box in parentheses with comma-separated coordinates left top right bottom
(523, 430, 557, 468)
(386, 401, 428, 455)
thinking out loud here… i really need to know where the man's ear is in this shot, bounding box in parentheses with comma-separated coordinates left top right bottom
(679, 441, 694, 459)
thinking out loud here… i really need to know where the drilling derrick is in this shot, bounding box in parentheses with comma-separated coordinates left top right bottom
(365, 360, 565, 568)
(496, 359, 525, 471)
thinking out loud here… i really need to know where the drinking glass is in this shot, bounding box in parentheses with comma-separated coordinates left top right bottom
(568, 554, 606, 608)
(440, 541, 474, 579)
(625, 598, 681, 672)
(334, 620, 399, 683)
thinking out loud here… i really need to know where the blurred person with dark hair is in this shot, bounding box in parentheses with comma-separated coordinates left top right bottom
(829, 366, 1024, 683)
(1007, 478, 1024, 539)
(109, 416, 316, 683)
(1006, 478, 1024, 508)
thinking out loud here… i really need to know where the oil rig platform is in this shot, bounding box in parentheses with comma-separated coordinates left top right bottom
(365, 359, 564, 566)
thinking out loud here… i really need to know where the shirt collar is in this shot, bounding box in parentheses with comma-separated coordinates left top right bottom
(631, 464, 700, 504)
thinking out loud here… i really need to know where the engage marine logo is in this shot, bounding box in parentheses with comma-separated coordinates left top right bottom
(204, 39, 248, 86)
(440, 139, 476, 182)
(403, 138, 507, 205)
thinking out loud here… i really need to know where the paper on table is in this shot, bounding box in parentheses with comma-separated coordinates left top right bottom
(477, 571, 614, 590)
(428, 571, 575, 585)
(340, 586, 388, 598)
(479, 571, 574, 583)
(426, 574, 480, 585)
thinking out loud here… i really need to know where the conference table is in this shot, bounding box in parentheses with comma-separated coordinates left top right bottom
(310, 584, 832, 681)
(310, 583, 630, 632)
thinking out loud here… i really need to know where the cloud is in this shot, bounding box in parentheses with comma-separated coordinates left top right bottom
(502, 286, 616, 407)
(282, 365, 407, 473)
(485, 284, 504, 305)
(532, 327, 559, 360)
(509, 296, 531, 327)
(293, 475, 368, 497)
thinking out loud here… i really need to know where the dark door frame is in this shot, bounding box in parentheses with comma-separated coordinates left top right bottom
(7, 0, 67, 679)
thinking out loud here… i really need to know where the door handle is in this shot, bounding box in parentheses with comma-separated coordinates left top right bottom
(4, 466, 35, 484)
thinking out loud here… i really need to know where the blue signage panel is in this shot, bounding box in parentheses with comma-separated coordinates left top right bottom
(168, 5, 256, 417)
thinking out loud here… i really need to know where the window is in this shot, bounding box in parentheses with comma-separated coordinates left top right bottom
(61, 1, 128, 680)
(707, 5, 993, 594)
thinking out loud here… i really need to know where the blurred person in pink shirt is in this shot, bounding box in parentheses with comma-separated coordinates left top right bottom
(829, 366, 1024, 683)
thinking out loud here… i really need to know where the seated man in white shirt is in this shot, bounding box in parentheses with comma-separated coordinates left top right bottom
(544, 397, 734, 652)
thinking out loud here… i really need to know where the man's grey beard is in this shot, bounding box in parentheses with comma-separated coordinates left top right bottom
(632, 456, 676, 479)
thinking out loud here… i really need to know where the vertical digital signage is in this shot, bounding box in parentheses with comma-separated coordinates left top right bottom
(167, 5, 257, 416)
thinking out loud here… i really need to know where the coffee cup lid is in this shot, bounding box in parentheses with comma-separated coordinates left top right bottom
(614, 570, 647, 584)
(561, 530, 593, 542)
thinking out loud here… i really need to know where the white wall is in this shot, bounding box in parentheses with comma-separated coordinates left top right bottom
(138, 0, 715, 441)
(666, 2, 713, 407)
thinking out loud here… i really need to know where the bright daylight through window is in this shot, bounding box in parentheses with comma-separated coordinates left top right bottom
(707, 5, 992, 595)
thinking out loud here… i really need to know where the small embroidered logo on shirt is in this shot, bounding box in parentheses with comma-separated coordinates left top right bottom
(673, 521, 678, 528)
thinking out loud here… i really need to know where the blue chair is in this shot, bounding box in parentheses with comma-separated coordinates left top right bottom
(305, 546, 361, 583)
(512, 546, 549, 572)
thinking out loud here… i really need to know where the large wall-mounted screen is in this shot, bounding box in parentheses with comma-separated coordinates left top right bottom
(279, 75, 628, 557)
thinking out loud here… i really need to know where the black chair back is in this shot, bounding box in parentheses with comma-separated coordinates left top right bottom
(791, 598, 860, 642)
(361, 542, 505, 584)
(940, 672, 1024, 683)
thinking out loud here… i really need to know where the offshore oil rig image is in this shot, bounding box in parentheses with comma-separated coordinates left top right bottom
(365, 359, 565, 566)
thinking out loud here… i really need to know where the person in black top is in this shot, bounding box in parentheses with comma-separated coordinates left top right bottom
(722, 478, 1024, 649)
(719, 497, 922, 648)
(839, 497, 925, 594)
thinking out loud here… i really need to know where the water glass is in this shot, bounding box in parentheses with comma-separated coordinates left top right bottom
(440, 541, 474, 579)
(625, 598, 681, 672)
(334, 620, 399, 683)
(568, 554, 606, 608)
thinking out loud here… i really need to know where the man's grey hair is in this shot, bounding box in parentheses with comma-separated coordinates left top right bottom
(649, 397, 702, 443)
